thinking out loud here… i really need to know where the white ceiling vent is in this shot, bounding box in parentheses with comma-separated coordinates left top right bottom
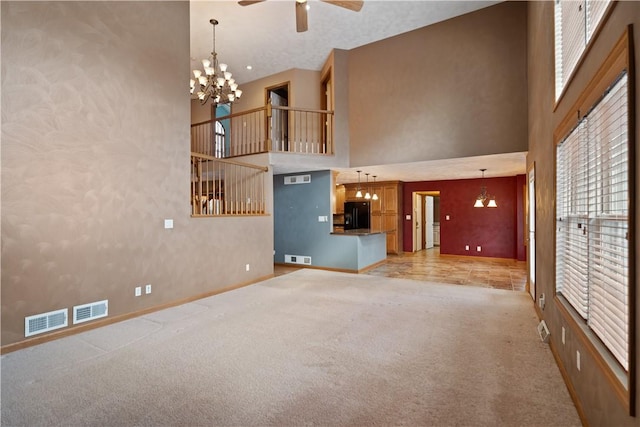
(284, 174, 311, 185)
(25, 308, 68, 337)
(285, 254, 312, 265)
(73, 300, 108, 325)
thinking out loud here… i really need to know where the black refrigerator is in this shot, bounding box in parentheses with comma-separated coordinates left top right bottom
(344, 201, 370, 230)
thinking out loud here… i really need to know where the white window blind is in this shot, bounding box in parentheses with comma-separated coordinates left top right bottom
(556, 73, 629, 371)
(556, 121, 589, 318)
(555, 0, 612, 100)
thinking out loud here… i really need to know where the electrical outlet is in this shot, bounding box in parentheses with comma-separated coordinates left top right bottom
(576, 351, 581, 371)
(145, 284, 152, 294)
(562, 327, 566, 345)
(135, 286, 142, 297)
(465, 245, 469, 251)
(246, 264, 250, 272)
(477, 246, 482, 252)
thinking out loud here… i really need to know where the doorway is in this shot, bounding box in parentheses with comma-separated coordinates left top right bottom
(527, 165, 536, 300)
(412, 191, 440, 252)
(266, 82, 289, 152)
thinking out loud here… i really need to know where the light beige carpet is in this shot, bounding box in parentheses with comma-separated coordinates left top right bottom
(1, 269, 580, 426)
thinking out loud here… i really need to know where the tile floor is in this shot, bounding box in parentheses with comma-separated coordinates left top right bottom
(275, 247, 528, 292)
(365, 247, 527, 291)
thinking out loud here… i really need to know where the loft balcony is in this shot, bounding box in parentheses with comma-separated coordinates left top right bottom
(191, 102, 334, 158)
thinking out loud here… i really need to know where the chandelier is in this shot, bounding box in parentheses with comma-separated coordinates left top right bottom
(474, 169, 497, 208)
(190, 19, 242, 105)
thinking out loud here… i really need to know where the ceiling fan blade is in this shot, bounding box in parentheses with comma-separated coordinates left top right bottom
(296, 1, 308, 33)
(321, 0, 363, 12)
(238, 0, 266, 6)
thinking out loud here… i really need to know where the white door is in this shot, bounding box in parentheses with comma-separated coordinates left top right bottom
(425, 196, 434, 249)
(413, 193, 422, 251)
(528, 167, 536, 299)
(269, 88, 288, 151)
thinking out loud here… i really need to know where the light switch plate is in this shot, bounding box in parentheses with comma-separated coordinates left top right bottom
(164, 219, 174, 229)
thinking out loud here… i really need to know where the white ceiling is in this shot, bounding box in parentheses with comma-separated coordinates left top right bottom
(333, 152, 527, 184)
(190, 0, 526, 183)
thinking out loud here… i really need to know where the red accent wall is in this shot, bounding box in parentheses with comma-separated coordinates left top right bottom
(515, 174, 526, 261)
(403, 175, 526, 260)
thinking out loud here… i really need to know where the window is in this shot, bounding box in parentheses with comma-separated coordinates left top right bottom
(555, 0, 612, 100)
(556, 72, 629, 370)
(215, 120, 225, 158)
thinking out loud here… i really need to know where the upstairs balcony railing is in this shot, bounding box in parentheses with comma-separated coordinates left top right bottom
(191, 153, 268, 216)
(191, 103, 334, 158)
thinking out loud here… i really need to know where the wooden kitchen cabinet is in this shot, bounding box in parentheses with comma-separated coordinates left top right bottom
(342, 180, 403, 254)
(345, 186, 359, 201)
(335, 185, 345, 213)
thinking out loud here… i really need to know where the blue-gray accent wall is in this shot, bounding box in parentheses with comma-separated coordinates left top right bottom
(274, 170, 386, 271)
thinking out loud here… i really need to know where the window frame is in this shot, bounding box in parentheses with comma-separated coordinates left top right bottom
(553, 26, 636, 414)
(554, 0, 616, 107)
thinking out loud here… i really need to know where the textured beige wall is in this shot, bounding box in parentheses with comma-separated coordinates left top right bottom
(234, 68, 321, 112)
(348, 1, 527, 167)
(527, 2, 640, 424)
(1, 1, 274, 347)
(191, 99, 212, 124)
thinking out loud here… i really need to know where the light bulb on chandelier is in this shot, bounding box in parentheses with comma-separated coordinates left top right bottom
(190, 19, 242, 105)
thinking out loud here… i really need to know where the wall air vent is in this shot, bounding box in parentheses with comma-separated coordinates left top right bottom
(73, 300, 108, 325)
(284, 175, 311, 185)
(537, 320, 550, 343)
(25, 308, 68, 337)
(285, 254, 312, 265)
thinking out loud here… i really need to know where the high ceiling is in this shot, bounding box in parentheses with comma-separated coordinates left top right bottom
(190, 0, 501, 85)
(189, 1, 526, 182)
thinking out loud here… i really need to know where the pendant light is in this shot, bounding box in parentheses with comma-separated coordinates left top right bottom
(364, 173, 371, 199)
(474, 168, 497, 208)
(355, 170, 363, 198)
(372, 176, 379, 200)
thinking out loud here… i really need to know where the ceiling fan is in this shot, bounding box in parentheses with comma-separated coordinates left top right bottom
(238, 0, 363, 33)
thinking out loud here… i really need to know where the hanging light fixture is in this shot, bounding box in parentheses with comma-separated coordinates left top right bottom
(372, 176, 379, 201)
(364, 173, 371, 199)
(190, 19, 242, 105)
(355, 170, 363, 198)
(474, 169, 497, 208)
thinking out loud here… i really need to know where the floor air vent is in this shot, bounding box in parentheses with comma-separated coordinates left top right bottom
(285, 254, 312, 265)
(284, 174, 311, 185)
(73, 300, 108, 325)
(25, 308, 68, 337)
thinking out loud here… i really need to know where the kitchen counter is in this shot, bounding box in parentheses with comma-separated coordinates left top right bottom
(331, 228, 387, 236)
(327, 229, 387, 272)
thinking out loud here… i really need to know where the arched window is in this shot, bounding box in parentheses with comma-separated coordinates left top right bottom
(215, 120, 225, 158)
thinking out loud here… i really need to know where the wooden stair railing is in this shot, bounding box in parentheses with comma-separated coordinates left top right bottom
(191, 153, 269, 216)
(191, 103, 334, 158)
